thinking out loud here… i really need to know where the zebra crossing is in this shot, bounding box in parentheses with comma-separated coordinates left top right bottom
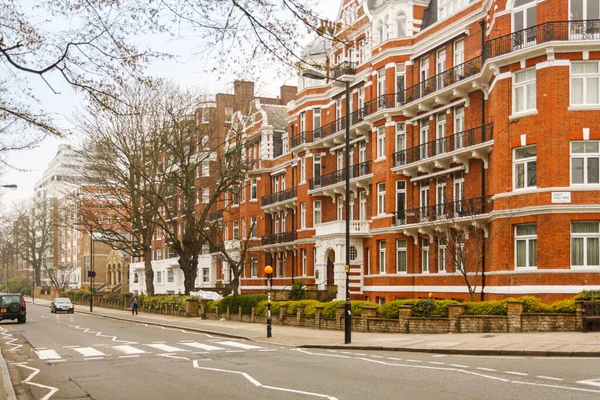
(34, 340, 269, 362)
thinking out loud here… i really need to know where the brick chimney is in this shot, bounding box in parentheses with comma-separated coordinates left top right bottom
(234, 80, 255, 100)
(279, 85, 297, 105)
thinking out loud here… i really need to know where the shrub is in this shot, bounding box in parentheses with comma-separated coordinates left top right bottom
(289, 280, 306, 301)
(321, 300, 346, 319)
(412, 299, 436, 317)
(575, 290, 600, 301)
(206, 300, 219, 313)
(254, 300, 288, 316)
(542, 299, 576, 314)
(286, 300, 323, 316)
(464, 301, 507, 315)
(218, 294, 268, 315)
(378, 300, 418, 319)
(319, 300, 379, 318)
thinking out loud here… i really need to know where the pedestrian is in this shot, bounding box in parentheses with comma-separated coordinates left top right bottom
(130, 294, 139, 315)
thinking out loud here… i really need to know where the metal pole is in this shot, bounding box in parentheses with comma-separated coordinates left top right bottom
(90, 233, 93, 312)
(344, 80, 352, 344)
(267, 274, 272, 338)
(31, 265, 34, 302)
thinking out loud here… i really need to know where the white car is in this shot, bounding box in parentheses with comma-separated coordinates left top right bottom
(51, 298, 74, 314)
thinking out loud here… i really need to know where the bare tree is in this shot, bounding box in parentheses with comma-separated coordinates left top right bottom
(45, 262, 77, 293)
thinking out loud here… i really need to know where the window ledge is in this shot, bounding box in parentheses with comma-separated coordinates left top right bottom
(512, 186, 538, 194)
(568, 105, 600, 111)
(375, 156, 387, 163)
(515, 266, 538, 270)
(509, 109, 538, 121)
(372, 213, 393, 220)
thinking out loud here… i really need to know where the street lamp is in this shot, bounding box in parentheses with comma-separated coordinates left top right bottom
(301, 69, 352, 344)
(264, 265, 273, 337)
(1, 185, 17, 190)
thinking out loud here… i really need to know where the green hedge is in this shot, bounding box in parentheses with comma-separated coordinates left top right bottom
(575, 290, 600, 301)
(218, 294, 268, 315)
(464, 301, 507, 315)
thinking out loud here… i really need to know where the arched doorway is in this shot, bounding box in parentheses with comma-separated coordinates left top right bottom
(326, 249, 335, 285)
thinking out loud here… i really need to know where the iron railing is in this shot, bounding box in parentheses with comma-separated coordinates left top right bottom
(394, 196, 493, 226)
(261, 187, 297, 207)
(332, 62, 357, 80)
(393, 123, 494, 167)
(261, 231, 297, 246)
(484, 20, 600, 59)
(309, 160, 372, 190)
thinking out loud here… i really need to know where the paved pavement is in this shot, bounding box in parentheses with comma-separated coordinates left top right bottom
(2, 297, 600, 400)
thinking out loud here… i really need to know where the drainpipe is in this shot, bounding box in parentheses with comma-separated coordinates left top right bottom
(479, 19, 486, 301)
(291, 166, 296, 285)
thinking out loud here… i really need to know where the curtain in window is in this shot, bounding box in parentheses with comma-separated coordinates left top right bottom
(517, 240, 527, 266)
(529, 239, 537, 266)
(588, 237, 600, 265)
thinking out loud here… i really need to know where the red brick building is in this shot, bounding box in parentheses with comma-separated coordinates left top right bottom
(224, 0, 600, 302)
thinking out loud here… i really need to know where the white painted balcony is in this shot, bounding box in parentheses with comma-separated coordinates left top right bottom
(314, 220, 371, 238)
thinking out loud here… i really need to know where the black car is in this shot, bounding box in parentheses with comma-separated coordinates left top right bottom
(0, 294, 27, 323)
(50, 297, 74, 313)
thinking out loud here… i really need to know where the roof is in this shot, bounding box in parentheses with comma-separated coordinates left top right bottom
(302, 37, 331, 57)
(263, 105, 289, 130)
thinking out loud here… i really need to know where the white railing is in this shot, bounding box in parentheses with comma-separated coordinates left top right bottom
(315, 220, 370, 236)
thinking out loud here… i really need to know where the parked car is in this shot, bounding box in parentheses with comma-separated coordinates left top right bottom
(51, 297, 74, 314)
(0, 294, 27, 323)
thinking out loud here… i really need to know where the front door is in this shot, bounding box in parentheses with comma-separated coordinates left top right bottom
(327, 250, 335, 285)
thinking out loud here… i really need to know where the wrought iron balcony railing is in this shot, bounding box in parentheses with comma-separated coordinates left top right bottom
(309, 160, 372, 190)
(261, 231, 297, 246)
(261, 187, 297, 207)
(393, 123, 494, 167)
(332, 62, 357, 80)
(484, 20, 600, 59)
(394, 196, 493, 226)
(290, 116, 346, 149)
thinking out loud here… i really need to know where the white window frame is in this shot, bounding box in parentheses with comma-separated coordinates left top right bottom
(396, 239, 407, 273)
(438, 239, 447, 273)
(378, 240, 387, 274)
(515, 224, 538, 268)
(202, 160, 210, 177)
(337, 196, 344, 221)
(421, 238, 430, 273)
(377, 182, 386, 215)
(313, 200, 322, 225)
(513, 145, 537, 190)
(250, 178, 258, 200)
(377, 126, 386, 159)
(202, 188, 209, 203)
(571, 61, 600, 106)
(300, 156, 306, 183)
(571, 141, 600, 185)
(301, 248, 307, 276)
(512, 68, 537, 115)
(571, 222, 600, 267)
(301, 202, 307, 229)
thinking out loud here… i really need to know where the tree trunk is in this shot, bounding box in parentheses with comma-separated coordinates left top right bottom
(35, 265, 42, 286)
(231, 269, 240, 296)
(178, 251, 198, 295)
(143, 248, 154, 296)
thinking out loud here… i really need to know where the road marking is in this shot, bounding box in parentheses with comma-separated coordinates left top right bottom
(146, 343, 187, 352)
(226, 350, 245, 353)
(387, 357, 402, 361)
(84, 357, 105, 361)
(476, 367, 497, 372)
(513, 380, 600, 394)
(119, 355, 140, 359)
(406, 359, 423, 363)
(354, 353, 366, 356)
(181, 342, 225, 351)
(215, 341, 263, 350)
(158, 354, 190, 361)
(73, 347, 106, 357)
(193, 362, 338, 399)
(35, 349, 62, 361)
(258, 349, 277, 352)
(151, 341, 167, 344)
(449, 364, 469, 368)
(429, 362, 446, 365)
(15, 362, 59, 400)
(113, 345, 147, 355)
(370, 355, 384, 359)
(505, 371, 529, 376)
(431, 354, 448, 358)
(577, 378, 600, 388)
(537, 376, 563, 381)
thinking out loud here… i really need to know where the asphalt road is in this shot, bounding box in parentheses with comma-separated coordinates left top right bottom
(1, 302, 600, 400)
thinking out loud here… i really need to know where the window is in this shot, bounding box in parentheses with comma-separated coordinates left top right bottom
(395, 123, 406, 153)
(378, 240, 387, 273)
(203, 268, 210, 283)
(313, 200, 322, 225)
(250, 178, 257, 200)
(282, 135, 289, 154)
(225, 107, 233, 123)
(513, 68, 536, 114)
(156, 249, 163, 261)
(571, 0, 600, 20)
(134, 273, 139, 283)
(300, 156, 306, 183)
(202, 161, 210, 176)
(571, 141, 600, 184)
(396, 64, 405, 106)
(571, 61, 600, 106)
(233, 221, 239, 240)
(377, 126, 386, 159)
(242, 217, 246, 238)
(156, 271, 162, 284)
(438, 238, 446, 273)
(360, 191, 367, 221)
(337, 196, 344, 220)
(232, 186, 239, 205)
(396, 13, 406, 37)
(201, 109, 210, 123)
(301, 249, 307, 276)
(513, 145, 537, 189)
(513, 0, 537, 46)
(436, 48, 446, 89)
(453, 106, 465, 148)
(420, 118, 429, 159)
(167, 269, 174, 283)
(396, 239, 407, 273)
(396, 180, 406, 223)
(241, 181, 247, 202)
(454, 39, 464, 75)
(251, 256, 258, 277)
(301, 202, 307, 229)
(572, 222, 600, 267)
(422, 238, 430, 273)
(436, 112, 447, 154)
(377, 182, 386, 215)
(250, 216, 257, 238)
(515, 224, 537, 268)
(202, 188, 209, 203)
(313, 154, 322, 186)
(313, 108, 321, 131)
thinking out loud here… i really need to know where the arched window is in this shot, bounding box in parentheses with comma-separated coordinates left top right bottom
(378, 20, 384, 43)
(397, 13, 407, 38)
(512, 0, 536, 45)
(385, 16, 390, 40)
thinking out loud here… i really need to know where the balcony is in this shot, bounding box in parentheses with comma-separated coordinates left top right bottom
(394, 196, 493, 227)
(332, 62, 357, 81)
(261, 231, 297, 246)
(261, 187, 297, 213)
(290, 115, 350, 151)
(484, 20, 600, 60)
(392, 123, 494, 176)
(314, 220, 371, 238)
(308, 160, 372, 201)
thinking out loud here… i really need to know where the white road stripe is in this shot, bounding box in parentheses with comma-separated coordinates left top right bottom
(113, 345, 147, 355)
(35, 349, 62, 360)
(429, 362, 446, 365)
(215, 341, 263, 350)
(84, 357, 104, 361)
(181, 342, 225, 351)
(537, 376, 564, 381)
(146, 344, 187, 352)
(476, 367, 497, 372)
(406, 359, 423, 363)
(505, 371, 529, 376)
(119, 355, 140, 359)
(73, 347, 106, 357)
(450, 364, 469, 368)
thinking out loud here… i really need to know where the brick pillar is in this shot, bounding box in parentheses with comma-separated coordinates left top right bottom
(238, 306, 242, 320)
(576, 301, 584, 331)
(199, 300, 207, 319)
(362, 306, 378, 318)
(226, 306, 230, 320)
(399, 305, 413, 333)
(315, 306, 324, 329)
(448, 304, 465, 333)
(297, 306, 305, 324)
(185, 299, 199, 317)
(507, 301, 524, 333)
(251, 306, 256, 323)
(279, 305, 288, 324)
(336, 306, 345, 330)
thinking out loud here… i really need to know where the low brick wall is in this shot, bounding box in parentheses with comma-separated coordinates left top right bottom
(409, 318, 450, 334)
(459, 316, 508, 333)
(521, 314, 577, 332)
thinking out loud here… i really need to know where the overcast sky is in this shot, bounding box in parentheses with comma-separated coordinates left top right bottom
(0, 2, 340, 206)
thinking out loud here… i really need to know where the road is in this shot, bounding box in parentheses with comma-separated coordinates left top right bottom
(1, 302, 600, 399)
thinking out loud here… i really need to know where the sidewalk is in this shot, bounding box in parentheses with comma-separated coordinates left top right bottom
(25, 297, 600, 357)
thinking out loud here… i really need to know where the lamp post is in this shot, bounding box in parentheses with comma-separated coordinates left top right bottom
(1, 185, 17, 190)
(301, 69, 352, 344)
(264, 265, 273, 337)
